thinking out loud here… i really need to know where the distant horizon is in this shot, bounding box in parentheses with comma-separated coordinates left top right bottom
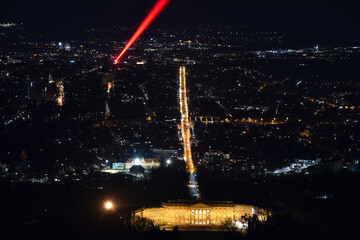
(1, 21, 358, 48)
(1, 0, 359, 45)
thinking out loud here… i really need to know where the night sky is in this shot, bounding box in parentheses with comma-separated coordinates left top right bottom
(1, 0, 359, 43)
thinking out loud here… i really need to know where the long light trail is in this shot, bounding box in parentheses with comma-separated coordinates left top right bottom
(178, 66, 195, 174)
(179, 66, 199, 198)
(114, 0, 170, 64)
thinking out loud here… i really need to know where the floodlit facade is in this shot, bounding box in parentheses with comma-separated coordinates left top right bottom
(293, 158, 322, 168)
(125, 158, 160, 170)
(134, 200, 255, 229)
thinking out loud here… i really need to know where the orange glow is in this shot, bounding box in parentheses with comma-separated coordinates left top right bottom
(56, 80, 64, 106)
(107, 82, 112, 92)
(57, 97, 63, 106)
(179, 66, 195, 173)
(104, 201, 113, 210)
(114, 0, 170, 64)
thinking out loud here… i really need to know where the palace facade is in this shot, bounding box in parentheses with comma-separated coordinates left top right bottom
(134, 200, 255, 229)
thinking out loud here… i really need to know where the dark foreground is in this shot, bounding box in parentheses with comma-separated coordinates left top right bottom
(2, 171, 360, 240)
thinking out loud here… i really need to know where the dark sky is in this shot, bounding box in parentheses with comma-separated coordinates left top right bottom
(1, 0, 359, 43)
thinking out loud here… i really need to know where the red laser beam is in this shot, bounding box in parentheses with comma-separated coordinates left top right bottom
(114, 0, 170, 64)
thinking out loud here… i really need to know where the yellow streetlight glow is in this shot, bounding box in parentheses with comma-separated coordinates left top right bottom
(105, 201, 113, 210)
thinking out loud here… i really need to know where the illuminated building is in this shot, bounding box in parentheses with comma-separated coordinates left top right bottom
(112, 162, 125, 170)
(56, 79, 64, 106)
(0, 163, 9, 173)
(105, 82, 113, 119)
(58, 42, 63, 50)
(0, 23, 17, 28)
(125, 158, 160, 170)
(153, 148, 178, 164)
(64, 42, 71, 51)
(134, 200, 255, 230)
(103, 75, 114, 120)
(293, 158, 322, 169)
(105, 101, 110, 119)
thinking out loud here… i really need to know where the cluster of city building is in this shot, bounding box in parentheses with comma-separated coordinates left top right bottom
(1, 24, 360, 186)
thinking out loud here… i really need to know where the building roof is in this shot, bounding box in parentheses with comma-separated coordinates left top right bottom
(162, 200, 236, 207)
(130, 165, 145, 173)
(126, 158, 160, 164)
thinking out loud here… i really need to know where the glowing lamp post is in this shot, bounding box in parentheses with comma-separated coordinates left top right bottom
(104, 201, 114, 211)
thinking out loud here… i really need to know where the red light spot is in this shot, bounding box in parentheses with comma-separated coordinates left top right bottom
(114, 0, 170, 64)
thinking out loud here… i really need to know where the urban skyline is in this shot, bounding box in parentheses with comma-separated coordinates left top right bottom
(1, 1, 360, 239)
(1, 0, 359, 43)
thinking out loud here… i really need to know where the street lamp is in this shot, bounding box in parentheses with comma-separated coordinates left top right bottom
(104, 201, 114, 210)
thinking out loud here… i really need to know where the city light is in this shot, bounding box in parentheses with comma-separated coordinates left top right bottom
(179, 66, 199, 198)
(114, 0, 170, 64)
(104, 201, 113, 210)
(178, 66, 195, 173)
(2, 0, 360, 236)
(234, 221, 248, 229)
